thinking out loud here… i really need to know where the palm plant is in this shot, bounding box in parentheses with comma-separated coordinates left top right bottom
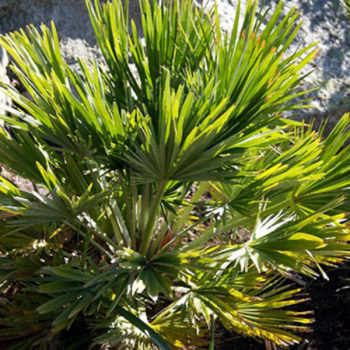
(0, 0, 349, 348)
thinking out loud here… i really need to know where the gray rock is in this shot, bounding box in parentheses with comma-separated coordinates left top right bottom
(0, 0, 19, 9)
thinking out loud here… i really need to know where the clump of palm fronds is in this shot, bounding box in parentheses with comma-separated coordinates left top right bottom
(0, 0, 349, 349)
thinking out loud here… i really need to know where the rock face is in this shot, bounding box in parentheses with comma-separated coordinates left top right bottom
(0, 0, 350, 125)
(0, 0, 17, 9)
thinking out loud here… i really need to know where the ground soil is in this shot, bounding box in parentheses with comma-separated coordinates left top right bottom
(218, 267, 350, 350)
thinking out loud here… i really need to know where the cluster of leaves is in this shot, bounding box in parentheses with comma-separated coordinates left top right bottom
(0, 0, 349, 349)
(346, 0, 350, 19)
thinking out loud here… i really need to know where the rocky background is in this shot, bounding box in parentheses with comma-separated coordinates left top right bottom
(0, 0, 350, 127)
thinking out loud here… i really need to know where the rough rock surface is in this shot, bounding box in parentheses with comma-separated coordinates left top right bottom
(0, 0, 350, 124)
(0, 0, 17, 9)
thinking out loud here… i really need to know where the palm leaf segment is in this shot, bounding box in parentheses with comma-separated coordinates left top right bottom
(0, 0, 349, 349)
